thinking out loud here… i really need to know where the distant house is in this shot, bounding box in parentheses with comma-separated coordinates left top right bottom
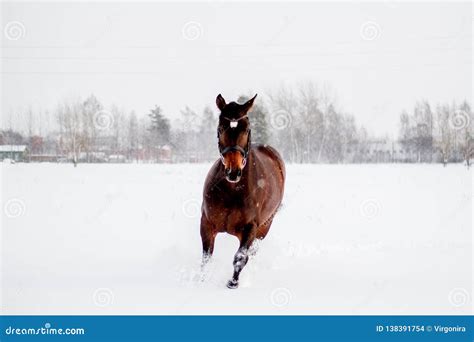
(29, 154, 60, 162)
(131, 145, 173, 163)
(159, 145, 172, 162)
(365, 140, 417, 163)
(108, 154, 127, 163)
(0, 145, 28, 162)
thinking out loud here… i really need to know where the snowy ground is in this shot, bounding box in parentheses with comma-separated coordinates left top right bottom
(1, 163, 472, 315)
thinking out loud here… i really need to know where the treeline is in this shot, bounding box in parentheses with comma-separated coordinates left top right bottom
(1, 81, 472, 165)
(264, 83, 369, 163)
(1, 94, 221, 164)
(399, 101, 473, 165)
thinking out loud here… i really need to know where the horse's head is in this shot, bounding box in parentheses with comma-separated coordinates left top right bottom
(216, 93, 257, 183)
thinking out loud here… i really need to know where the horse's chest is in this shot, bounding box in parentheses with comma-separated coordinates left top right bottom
(206, 188, 256, 233)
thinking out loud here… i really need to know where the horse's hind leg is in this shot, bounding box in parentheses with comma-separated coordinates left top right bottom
(227, 224, 256, 289)
(248, 218, 273, 256)
(256, 218, 273, 240)
(200, 215, 216, 267)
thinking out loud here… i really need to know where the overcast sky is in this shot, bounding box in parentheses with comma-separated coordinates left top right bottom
(1, 1, 472, 136)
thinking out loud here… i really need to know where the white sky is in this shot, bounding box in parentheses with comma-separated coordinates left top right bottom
(1, 1, 472, 136)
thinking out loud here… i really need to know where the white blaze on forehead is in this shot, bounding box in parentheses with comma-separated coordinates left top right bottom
(230, 120, 238, 128)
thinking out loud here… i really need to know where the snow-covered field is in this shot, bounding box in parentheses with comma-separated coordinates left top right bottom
(1, 163, 472, 315)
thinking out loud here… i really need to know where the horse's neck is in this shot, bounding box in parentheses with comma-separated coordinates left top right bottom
(240, 149, 257, 188)
(242, 151, 254, 179)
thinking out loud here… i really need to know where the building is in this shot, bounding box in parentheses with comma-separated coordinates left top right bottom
(29, 154, 60, 162)
(365, 140, 417, 163)
(0, 145, 28, 162)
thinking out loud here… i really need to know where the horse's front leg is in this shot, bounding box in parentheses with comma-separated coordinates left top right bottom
(200, 215, 216, 268)
(227, 224, 256, 289)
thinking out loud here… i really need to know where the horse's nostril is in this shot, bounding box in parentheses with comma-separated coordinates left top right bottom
(236, 169, 242, 177)
(225, 168, 232, 176)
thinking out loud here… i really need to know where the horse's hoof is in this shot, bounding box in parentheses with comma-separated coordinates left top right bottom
(226, 279, 239, 289)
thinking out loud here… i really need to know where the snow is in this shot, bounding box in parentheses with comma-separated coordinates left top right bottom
(1, 163, 472, 314)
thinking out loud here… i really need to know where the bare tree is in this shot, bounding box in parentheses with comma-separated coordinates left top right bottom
(174, 106, 200, 162)
(456, 101, 473, 167)
(110, 105, 127, 156)
(199, 106, 218, 162)
(127, 111, 139, 162)
(82, 95, 102, 161)
(267, 85, 299, 162)
(435, 104, 452, 166)
(57, 101, 84, 167)
(297, 82, 324, 163)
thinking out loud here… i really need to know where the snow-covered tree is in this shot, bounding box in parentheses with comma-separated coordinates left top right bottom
(148, 106, 171, 147)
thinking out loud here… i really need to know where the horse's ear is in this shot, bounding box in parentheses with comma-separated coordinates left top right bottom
(216, 94, 226, 111)
(242, 94, 257, 113)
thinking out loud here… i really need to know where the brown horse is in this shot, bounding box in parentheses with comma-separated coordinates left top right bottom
(200, 94, 286, 289)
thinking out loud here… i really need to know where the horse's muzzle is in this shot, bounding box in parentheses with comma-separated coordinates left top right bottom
(225, 168, 242, 183)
